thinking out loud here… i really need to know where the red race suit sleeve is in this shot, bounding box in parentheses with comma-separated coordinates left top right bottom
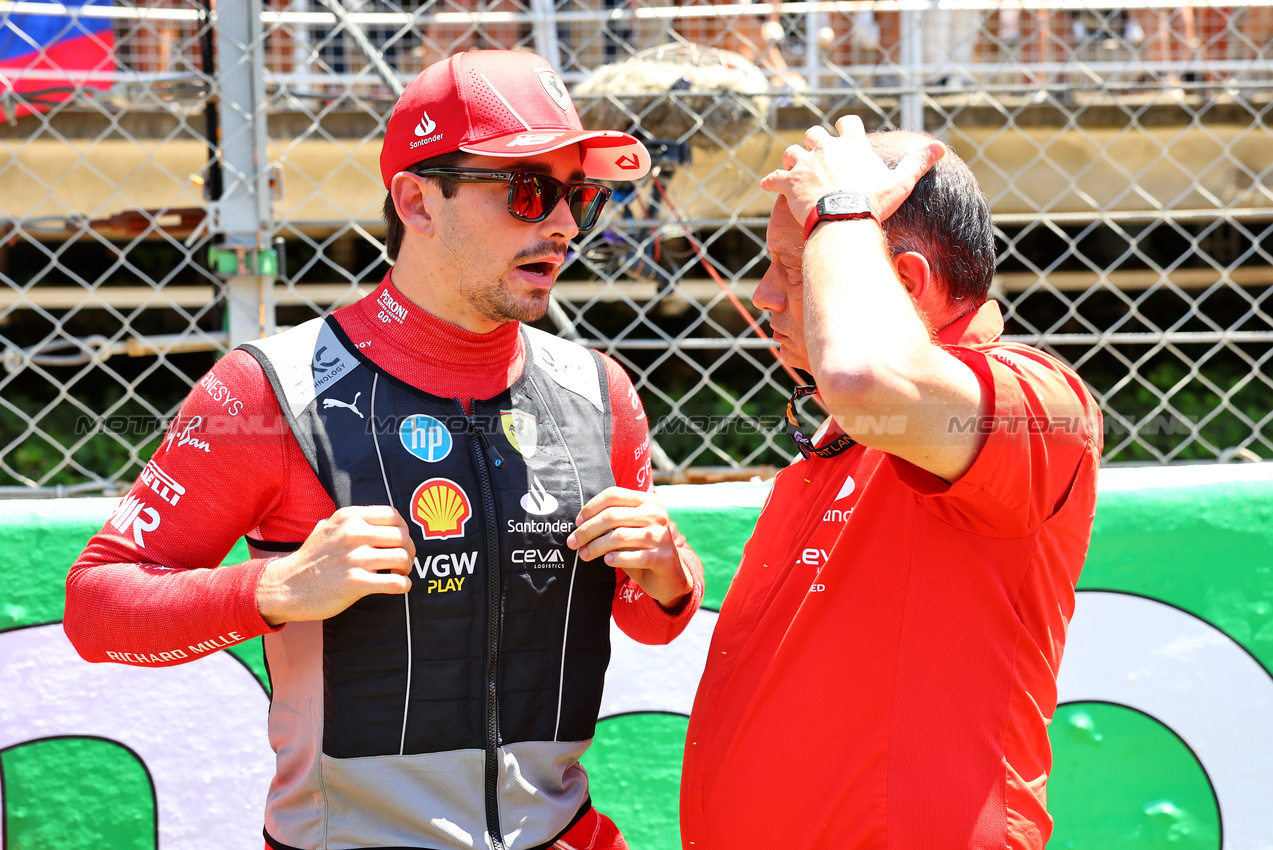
(64, 350, 305, 666)
(600, 353, 704, 645)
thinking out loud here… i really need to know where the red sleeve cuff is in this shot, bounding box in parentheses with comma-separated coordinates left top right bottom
(611, 541, 705, 646)
(238, 556, 288, 637)
(891, 344, 1100, 535)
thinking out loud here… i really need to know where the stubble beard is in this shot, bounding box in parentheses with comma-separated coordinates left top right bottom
(470, 239, 566, 325)
(467, 274, 553, 326)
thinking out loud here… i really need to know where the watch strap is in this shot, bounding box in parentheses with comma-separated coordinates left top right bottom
(803, 192, 879, 241)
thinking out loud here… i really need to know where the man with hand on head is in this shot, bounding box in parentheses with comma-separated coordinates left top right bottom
(680, 120, 1102, 849)
(66, 49, 703, 850)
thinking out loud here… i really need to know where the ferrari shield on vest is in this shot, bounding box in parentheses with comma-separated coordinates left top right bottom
(241, 317, 616, 850)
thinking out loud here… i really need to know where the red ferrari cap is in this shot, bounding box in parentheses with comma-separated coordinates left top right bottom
(380, 50, 651, 188)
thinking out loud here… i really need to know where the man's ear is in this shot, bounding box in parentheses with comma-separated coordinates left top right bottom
(892, 251, 933, 305)
(389, 171, 439, 237)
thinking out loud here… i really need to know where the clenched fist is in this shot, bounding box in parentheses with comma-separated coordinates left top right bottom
(256, 504, 415, 626)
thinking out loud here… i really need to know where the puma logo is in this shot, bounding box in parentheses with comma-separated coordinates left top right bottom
(322, 392, 363, 418)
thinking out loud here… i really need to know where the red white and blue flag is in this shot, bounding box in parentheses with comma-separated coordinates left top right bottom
(1, 0, 115, 120)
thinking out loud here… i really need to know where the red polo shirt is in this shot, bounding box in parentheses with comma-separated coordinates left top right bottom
(680, 301, 1103, 850)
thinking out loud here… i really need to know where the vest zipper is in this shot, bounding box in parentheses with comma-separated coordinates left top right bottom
(468, 405, 506, 850)
(473, 420, 505, 469)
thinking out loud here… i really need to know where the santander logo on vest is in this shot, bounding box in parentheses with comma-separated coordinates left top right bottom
(520, 475, 559, 516)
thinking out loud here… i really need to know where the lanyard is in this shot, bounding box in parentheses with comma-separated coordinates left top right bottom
(785, 385, 857, 460)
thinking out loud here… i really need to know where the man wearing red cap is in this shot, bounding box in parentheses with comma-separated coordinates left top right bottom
(679, 122, 1103, 848)
(66, 50, 702, 850)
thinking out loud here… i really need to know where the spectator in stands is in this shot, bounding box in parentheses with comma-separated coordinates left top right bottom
(922, 0, 980, 85)
(1239, 3, 1273, 61)
(1130, 7, 1199, 86)
(729, 6, 806, 89)
(679, 121, 1103, 849)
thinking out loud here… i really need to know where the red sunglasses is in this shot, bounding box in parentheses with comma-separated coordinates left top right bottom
(408, 166, 613, 232)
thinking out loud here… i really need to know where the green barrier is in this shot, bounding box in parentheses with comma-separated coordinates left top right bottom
(4, 464, 1273, 849)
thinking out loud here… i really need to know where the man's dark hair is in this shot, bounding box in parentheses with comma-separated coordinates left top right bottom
(382, 150, 468, 261)
(869, 130, 996, 311)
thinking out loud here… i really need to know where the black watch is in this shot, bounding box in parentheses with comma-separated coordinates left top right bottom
(803, 192, 878, 240)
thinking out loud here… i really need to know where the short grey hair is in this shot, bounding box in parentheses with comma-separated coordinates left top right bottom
(869, 130, 996, 311)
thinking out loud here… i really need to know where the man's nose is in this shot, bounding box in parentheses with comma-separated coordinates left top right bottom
(752, 264, 786, 313)
(541, 193, 580, 240)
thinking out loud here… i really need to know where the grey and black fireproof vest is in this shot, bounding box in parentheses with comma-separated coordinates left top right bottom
(240, 316, 616, 850)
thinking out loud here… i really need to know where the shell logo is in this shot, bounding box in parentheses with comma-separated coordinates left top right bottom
(410, 478, 471, 539)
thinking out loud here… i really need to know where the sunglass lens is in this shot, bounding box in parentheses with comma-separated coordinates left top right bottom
(568, 186, 608, 231)
(510, 174, 561, 222)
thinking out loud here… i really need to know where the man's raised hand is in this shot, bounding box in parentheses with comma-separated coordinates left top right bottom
(759, 115, 946, 226)
(567, 487, 693, 611)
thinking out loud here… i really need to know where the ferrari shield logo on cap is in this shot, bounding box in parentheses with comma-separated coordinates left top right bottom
(536, 69, 571, 113)
(501, 408, 538, 459)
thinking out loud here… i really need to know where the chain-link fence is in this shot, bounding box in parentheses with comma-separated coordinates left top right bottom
(2, 0, 1272, 494)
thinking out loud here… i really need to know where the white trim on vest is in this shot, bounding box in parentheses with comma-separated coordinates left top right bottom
(523, 326, 604, 413)
(241, 318, 358, 420)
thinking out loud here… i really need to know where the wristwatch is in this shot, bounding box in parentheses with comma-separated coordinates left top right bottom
(803, 192, 879, 241)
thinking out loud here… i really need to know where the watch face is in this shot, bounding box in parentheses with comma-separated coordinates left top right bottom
(823, 193, 870, 215)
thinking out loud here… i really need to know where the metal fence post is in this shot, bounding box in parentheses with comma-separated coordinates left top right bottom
(803, 6, 824, 91)
(292, 0, 315, 96)
(530, 0, 562, 73)
(898, 2, 925, 132)
(214, 0, 277, 345)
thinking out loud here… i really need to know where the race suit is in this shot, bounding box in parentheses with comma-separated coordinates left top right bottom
(66, 275, 704, 850)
